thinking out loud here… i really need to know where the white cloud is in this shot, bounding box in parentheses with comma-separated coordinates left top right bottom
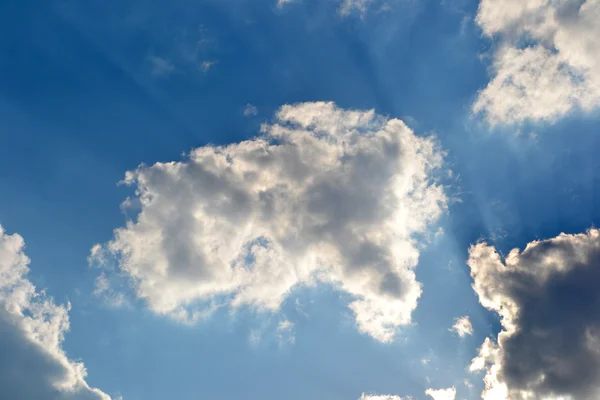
(450, 315, 473, 337)
(243, 104, 259, 117)
(425, 387, 456, 400)
(94, 101, 447, 343)
(0, 225, 112, 399)
(468, 229, 600, 399)
(474, 0, 600, 125)
(360, 387, 455, 400)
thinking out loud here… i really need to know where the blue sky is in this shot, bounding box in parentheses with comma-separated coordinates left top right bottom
(1, 1, 600, 400)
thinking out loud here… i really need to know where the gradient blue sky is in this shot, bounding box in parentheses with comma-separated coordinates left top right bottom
(2, 1, 600, 399)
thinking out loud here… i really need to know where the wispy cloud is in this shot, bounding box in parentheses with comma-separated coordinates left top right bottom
(145, 25, 219, 78)
(276, 0, 296, 9)
(243, 103, 259, 117)
(147, 55, 176, 77)
(200, 60, 218, 73)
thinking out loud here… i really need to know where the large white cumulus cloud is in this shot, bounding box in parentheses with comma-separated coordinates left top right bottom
(468, 229, 600, 399)
(474, 0, 600, 125)
(95, 101, 447, 343)
(0, 225, 111, 400)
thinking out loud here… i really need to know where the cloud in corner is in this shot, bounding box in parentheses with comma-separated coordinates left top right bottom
(469, 229, 600, 399)
(473, 0, 600, 125)
(0, 225, 112, 400)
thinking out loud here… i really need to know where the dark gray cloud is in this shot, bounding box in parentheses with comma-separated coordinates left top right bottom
(469, 229, 600, 399)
